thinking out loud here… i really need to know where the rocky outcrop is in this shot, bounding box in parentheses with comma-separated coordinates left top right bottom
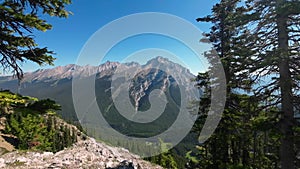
(0, 138, 162, 169)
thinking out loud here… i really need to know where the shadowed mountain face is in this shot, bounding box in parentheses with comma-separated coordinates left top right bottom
(0, 57, 198, 137)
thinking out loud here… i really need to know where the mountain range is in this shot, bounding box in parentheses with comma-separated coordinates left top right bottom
(0, 56, 198, 139)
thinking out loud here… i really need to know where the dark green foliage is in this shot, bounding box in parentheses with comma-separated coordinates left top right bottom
(0, 90, 77, 152)
(190, 90, 281, 169)
(28, 99, 61, 114)
(240, 1, 300, 168)
(188, 0, 300, 168)
(145, 139, 178, 169)
(0, 0, 71, 79)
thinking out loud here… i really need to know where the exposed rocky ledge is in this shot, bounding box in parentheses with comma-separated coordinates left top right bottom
(0, 138, 162, 169)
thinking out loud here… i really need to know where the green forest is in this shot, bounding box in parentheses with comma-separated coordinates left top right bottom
(0, 0, 299, 169)
(0, 90, 79, 152)
(152, 1, 300, 168)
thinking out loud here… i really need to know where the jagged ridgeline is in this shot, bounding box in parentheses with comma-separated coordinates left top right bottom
(0, 90, 84, 153)
(0, 57, 198, 158)
(0, 57, 195, 139)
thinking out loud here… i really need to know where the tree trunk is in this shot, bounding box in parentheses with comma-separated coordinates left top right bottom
(276, 1, 295, 168)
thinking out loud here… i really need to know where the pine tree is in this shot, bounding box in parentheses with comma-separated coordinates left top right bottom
(236, 1, 300, 168)
(0, 0, 71, 79)
(195, 1, 253, 168)
(193, 0, 299, 168)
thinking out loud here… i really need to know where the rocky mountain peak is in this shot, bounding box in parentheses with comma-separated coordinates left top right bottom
(146, 56, 169, 64)
(99, 61, 120, 70)
(4, 57, 194, 83)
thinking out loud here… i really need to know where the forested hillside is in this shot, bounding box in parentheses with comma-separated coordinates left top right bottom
(0, 90, 82, 153)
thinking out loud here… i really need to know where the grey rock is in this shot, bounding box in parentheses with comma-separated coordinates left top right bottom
(0, 137, 162, 169)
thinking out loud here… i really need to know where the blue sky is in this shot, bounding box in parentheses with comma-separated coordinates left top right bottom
(22, 0, 219, 74)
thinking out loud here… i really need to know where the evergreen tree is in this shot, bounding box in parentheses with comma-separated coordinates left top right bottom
(0, 0, 71, 79)
(194, 1, 254, 168)
(192, 0, 299, 168)
(1, 91, 78, 152)
(236, 1, 300, 168)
